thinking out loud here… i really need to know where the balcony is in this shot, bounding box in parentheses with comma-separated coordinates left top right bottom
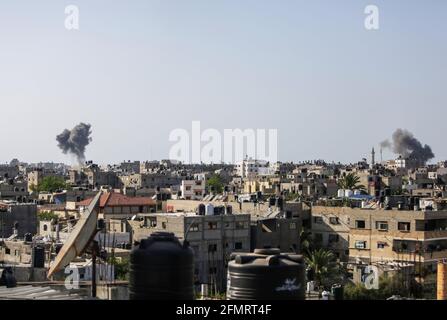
(423, 230, 447, 240)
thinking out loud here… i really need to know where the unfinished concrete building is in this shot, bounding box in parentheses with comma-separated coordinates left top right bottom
(0, 202, 37, 238)
(128, 212, 251, 292)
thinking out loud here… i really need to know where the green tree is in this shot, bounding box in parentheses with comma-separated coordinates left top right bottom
(37, 211, 59, 221)
(338, 173, 366, 191)
(108, 257, 130, 281)
(305, 248, 342, 290)
(344, 275, 414, 300)
(37, 176, 68, 193)
(207, 174, 224, 194)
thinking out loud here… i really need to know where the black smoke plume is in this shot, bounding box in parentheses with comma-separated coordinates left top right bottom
(380, 129, 434, 164)
(56, 123, 92, 164)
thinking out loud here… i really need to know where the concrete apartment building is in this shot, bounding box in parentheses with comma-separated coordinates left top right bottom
(236, 158, 275, 178)
(165, 198, 311, 226)
(180, 179, 206, 200)
(119, 173, 181, 190)
(312, 205, 447, 271)
(250, 216, 301, 252)
(0, 180, 29, 202)
(129, 212, 251, 291)
(0, 202, 37, 238)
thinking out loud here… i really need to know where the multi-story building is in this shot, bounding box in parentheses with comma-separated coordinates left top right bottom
(0, 202, 38, 238)
(0, 165, 19, 180)
(237, 158, 275, 178)
(129, 212, 251, 292)
(119, 173, 181, 190)
(181, 179, 206, 200)
(0, 180, 29, 202)
(312, 205, 447, 272)
(250, 216, 301, 252)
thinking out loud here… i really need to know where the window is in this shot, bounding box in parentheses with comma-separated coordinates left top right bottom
(43, 225, 48, 231)
(162, 222, 167, 229)
(289, 222, 297, 230)
(355, 241, 367, 249)
(149, 218, 157, 227)
(398, 222, 411, 232)
(328, 234, 339, 243)
(329, 217, 340, 225)
(186, 186, 191, 191)
(314, 216, 323, 224)
(235, 221, 247, 229)
(377, 242, 387, 249)
(5, 248, 10, 255)
(208, 244, 217, 252)
(314, 233, 323, 243)
(355, 220, 366, 229)
(189, 223, 199, 232)
(234, 242, 243, 250)
(208, 222, 218, 230)
(375, 221, 388, 231)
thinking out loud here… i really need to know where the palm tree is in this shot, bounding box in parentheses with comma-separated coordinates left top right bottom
(299, 229, 313, 255)
(304, 248, 340, 290)
(338, 173, 366, 191)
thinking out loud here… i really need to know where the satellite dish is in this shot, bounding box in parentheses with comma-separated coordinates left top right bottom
(48, 192, 102, 277)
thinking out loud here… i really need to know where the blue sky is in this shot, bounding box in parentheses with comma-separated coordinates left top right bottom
(0, 1, 445, 164)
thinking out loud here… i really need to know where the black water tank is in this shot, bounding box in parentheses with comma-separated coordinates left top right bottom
(0, 267, 17, 288)
(33, 246, 45, 268)
(198, 204, 206, 216)
(24, 233, 33, 242)
(129, 232, 194, 300)
(227, 249, 305, 300)
(276, 197, 284, 210)
(331, 284, 344, 300)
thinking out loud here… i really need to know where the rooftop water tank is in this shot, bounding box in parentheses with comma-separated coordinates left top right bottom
(227, 249, 305, 300)
(205, 203, 214, 216)
(337, 189, 345, 198)
(129, 232, 194, 300)
(344, 190, 353, 198)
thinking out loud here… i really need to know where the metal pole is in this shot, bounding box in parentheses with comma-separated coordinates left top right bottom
(92, 251, 97, 298)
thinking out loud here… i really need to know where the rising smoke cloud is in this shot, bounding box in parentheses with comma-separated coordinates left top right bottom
(56, 123, 92, 164)
(380, 129, 434, 164)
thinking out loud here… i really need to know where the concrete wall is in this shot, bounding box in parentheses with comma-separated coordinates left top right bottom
(0, 204, 38, 237)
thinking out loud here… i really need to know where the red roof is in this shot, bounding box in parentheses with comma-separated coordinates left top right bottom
(77, 192, 155, 208)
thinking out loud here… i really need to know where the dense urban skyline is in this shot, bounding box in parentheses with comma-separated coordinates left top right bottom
(0, 1, 446, 164)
